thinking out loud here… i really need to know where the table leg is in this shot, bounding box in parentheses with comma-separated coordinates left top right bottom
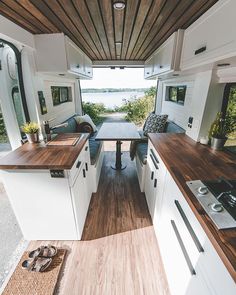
(111, 140, 126, 170)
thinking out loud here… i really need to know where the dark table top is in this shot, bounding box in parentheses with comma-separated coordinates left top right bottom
(95, 122, 141, 141)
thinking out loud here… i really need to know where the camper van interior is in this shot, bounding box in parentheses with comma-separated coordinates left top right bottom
(0, 0, 235, 294)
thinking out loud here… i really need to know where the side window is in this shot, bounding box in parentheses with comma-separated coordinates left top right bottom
(222, 84, 236, 147)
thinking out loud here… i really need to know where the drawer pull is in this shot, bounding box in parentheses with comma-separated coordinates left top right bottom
(194, 46, 206, 55)
(150, 154, 159, 170)
(76, 161, 82, 169)
(171, 220, 196, 276)
(154, 179, 157, 188)
(174, 200, 204, 253)
(150, 148, 159, 163)
(85, 163, 88, 171)
(85, 146, 88, 151)
(151, 171, 154, 180)
(83, 169, 86, 178)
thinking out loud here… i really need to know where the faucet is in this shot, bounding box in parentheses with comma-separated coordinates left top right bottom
(43, 119, 68, 142)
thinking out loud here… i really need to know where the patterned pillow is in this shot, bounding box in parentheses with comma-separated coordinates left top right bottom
(143, 114, 168, 136)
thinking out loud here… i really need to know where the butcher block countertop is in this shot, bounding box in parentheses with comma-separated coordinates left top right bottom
(0, 133, 89, 170)
(148, 133, 236, 282)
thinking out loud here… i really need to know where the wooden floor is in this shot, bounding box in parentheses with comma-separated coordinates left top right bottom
(27, 152, 170, 295)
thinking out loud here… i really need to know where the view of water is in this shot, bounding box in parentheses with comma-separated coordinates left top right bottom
(81, 91, 145, 109)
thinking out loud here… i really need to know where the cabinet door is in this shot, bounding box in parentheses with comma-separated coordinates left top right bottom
(66, 38, 85, 75)
(144, 56, 154, 78)
(181, 0, 236, 69)
(144, 159, 156, 218)
(71, 164, 89, 239)
(84, 55, 93, 78)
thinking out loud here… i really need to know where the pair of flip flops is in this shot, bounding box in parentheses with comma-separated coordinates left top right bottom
(22, 245, 57, 272)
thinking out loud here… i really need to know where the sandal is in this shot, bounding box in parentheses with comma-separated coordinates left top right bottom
(29, 245, 57, 259)
(22, 257, 52, 272)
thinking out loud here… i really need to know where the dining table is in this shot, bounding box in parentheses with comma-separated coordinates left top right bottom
(95, 122, 141, 170)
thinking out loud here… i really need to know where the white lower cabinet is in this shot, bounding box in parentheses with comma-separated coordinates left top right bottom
(148, 144, 236, 294)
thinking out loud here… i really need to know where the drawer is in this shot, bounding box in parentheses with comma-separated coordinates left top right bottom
(69, 143, 88, 186)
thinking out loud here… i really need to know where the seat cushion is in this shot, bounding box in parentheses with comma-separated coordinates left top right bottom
(165, 121, 185, 133)
(136, 142, 148, 165)
(89, 139, 102, 165)
(143, 114, 168, 136)
(51, 117, 77, 134)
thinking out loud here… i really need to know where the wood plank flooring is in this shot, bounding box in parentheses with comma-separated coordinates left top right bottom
(27, 152, 170, 295)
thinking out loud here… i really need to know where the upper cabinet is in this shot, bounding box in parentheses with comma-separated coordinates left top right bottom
(144, 29, 184, 79)
(34, 33, 93, 79)
(181, 0, 236, 70)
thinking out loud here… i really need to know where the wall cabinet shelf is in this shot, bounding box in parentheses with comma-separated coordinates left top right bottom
(144, 30, 184, 79)
(34, 33, 93, 79)
(181, 0, 236, 70)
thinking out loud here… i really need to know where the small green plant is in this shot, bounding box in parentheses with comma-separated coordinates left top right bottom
(21, 122, 40, 134)
(209, 112, 235, 139)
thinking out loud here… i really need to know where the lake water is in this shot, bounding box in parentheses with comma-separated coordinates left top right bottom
(81, 91, 145, 109)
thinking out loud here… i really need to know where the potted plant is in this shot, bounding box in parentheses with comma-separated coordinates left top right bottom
(21, 122, 40, 143)
(209, 112, 235, 150)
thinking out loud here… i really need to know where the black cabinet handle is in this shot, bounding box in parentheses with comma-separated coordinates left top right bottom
(174, 200, 204, 253)
(150, 154, 159, 169)
(83, 169, 86, 178)
(171, 220, 196, 276)
(154, 179, 157, 188)
(85, 163, 88, 171)
(76, 161, 81, 169)
(150, 148, 159, 163)
(85, 146, 88, 151)
(146, 72, 150, 75)
(151, 171, 154, 180)
(194, 46, 206, 55)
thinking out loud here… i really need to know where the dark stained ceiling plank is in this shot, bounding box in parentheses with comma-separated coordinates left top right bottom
(133, 0, 179, 60)
(0, 1, 41, 34)
(85, 0, 111, 59)
(129, 0, 166, 59)
(0, 0, 218, 61)
(125, 0, 153, 60)
(99, 0, 116, 60)
(57, 0, 103, 60)
(29, 0, 97, 60)
(15, 0, 60, 33)
(141, 0, 217, 60)
(72, 0, 107, 60)
(1, 0, 51, 34)
(121, 0, 140, 60)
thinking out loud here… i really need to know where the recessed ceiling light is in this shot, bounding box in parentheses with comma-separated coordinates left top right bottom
(113, 1, 126, 10)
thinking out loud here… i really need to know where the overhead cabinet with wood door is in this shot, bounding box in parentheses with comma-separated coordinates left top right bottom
(181, 0, 236, 70)
(34, 33, 93, 79)
(144, 29, 184, 79)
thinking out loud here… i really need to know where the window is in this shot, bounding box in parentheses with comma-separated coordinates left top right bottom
(166, 86, 186, 105)
(51, 86, 72, 106)
(222, 83, 236, 148)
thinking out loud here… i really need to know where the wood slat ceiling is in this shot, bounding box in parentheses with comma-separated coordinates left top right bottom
(0, 0, 218, 61)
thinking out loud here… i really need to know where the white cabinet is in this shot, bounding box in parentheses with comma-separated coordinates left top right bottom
(144, 30, 184, 79)
(181, 0, 236, 70)
(145, 141, 167, 219)
(149, 141, 236, 294)
(34, 33, 93, 79)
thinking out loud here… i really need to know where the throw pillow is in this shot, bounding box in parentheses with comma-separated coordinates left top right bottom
(74, 114, 97, 132)
(143, 114, 168, 136)
(77, 122, 93, 134)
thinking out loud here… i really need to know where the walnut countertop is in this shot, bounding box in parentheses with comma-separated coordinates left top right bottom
(148, 133, 236, 282)
(0, 133, 89, 170)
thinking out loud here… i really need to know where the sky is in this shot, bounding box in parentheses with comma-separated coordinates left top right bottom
(80, 68, 157, 89)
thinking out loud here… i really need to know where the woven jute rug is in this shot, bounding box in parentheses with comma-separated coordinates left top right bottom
(2, 248, 66, 295)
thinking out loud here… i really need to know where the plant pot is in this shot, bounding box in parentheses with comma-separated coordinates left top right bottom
(26, 133, 39, 143)
(210, 137, 227, 150)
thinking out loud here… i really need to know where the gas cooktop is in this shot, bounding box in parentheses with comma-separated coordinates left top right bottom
(186, 178, 236, 229)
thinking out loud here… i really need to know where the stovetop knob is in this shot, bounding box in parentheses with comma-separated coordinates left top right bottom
(198, 186, 208, 195)
(211, 203, 223, 212)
